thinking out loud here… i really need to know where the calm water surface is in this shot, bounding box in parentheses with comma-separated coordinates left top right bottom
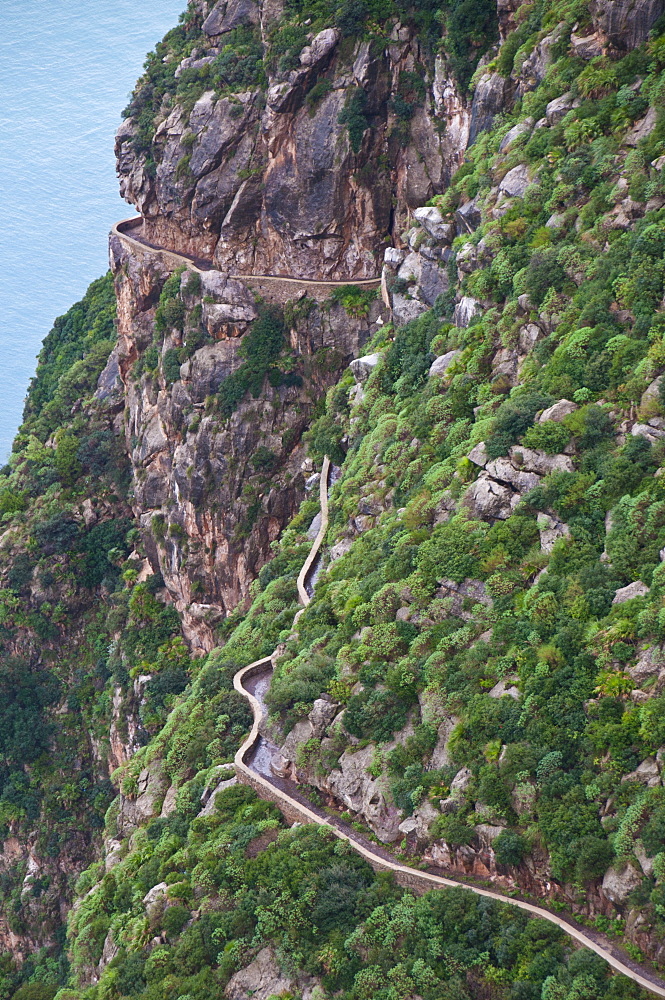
(0, 0, 185, 460)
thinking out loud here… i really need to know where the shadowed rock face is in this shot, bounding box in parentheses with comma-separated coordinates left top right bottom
(115, 9, 498, 280)
(591, 0, 665, 51)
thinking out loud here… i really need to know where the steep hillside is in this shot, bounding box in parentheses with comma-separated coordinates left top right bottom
(0, 0, 665, 999)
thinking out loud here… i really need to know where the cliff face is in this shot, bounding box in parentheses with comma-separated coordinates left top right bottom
(115, 0, 490, 280)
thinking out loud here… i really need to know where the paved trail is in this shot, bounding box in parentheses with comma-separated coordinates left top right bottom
(112, 218, 381, 288)
(232, 459, 665, 998)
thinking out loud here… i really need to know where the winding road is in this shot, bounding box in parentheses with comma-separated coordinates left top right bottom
(233, 459, 665, 998)
(112, 218, 381, 288)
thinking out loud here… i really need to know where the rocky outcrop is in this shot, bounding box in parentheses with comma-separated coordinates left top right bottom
(111, 234, 381, 651)
(590, 0, 665, 52)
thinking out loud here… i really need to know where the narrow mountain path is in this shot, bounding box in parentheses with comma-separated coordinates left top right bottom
(112, 219, 381, 287)
(233, 459, 665, 998)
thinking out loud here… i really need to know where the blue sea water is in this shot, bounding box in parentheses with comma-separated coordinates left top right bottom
(0, 0, 185, 461)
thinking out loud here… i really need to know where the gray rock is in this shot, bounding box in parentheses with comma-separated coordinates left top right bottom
(225, 947, 295, 1000)
(545, 92, 580, 124)
(518, 323, 543, 353)
(384, 247, 406, 268)
(635, 841, 655, 878)
(280, 720, 315, 766)
(570, 32, 604, 59)
(625, 107, 659, 147)
(468, 441, 489, 467)
(450, 766, 472, 796)
(613, 580, 650, 604)
(469, 72, 511, 144)
(309, 698, 337, 737)
(488, 678, 520, 700)
(537, 513, 571, 553)
(143, 882, 168, 921)
(640, 376, 664, 417)
(475, 823, 506, 846)
(485, 457, 540, 493)
(397, 251, 422, 283)
(590, 0, 665, 51)
(621, 757, 661, 788)
(499, 163, 531, 198)
(203, 0, 259, 36)
(392, 292, 429, 326)
(538, 399, 577, 423)
(465, 473, 517, 520)
(95, 347, 123, 406)
(117, 760, 169, 837)
(429, 350, 461, 379)
(180, 342, 243, 402)
(453, 296, 481, 328)
(417, 260, 450, 305)
(499, 119, 534, 152)
(299, 27, 340, 67)
(628, 645, 664, 684)
(197, 776, 238, 817)
(327, 745, 402, 842)
(350, 353, 381, 384)
(455, 197, 482, 234)
(430, 715, 459, 769)
(602, 863, 643, 904)
(413, 206, 454, 242)
(508, 445, 574, 475)
(631, 421, 665, 444)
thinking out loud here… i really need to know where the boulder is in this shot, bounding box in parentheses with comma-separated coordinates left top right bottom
(203, 0, 259, 36)
(143, 882, 168, 921)
(397, 251, 422, 283)
(485, 457, 540, 493)
(450, 767, 472, 796)
(117, 760, 169, 837)
(392, 292, 429, 326)
(197, 776, 238, 818)
(545, 92, 579, 124)
(417, 260, 450, 305)
(279, 720, 315, 767)
(499, 164, 531, 198)
(499, 119, 534, 152)
(430, 716, 459, 769)
(469, 72, 511, 144)
(453, 296, 481, 328)
(327, 745, 402, 841)
(628, 645, 664, 684)
(635, 841, 656, 878)
(429, 350, 461, 378)
(625, 107, 658, 147)
(399, 800, 440, 839)
(602, 863, 643, 905)
(309, 698, 337, 737)
(465, 473, 517, 520)
(639, 376, 664, 418)
(455, 198, 482, 234)
(538, 399, 577, 423)
(518, 323, 543, 353)
(621, 757, 661, 788)
(299, 27, 340, 67)
(350, 353, 381, 384)
(225, 947, 294, 1000)
(508, 446, 574, 475)
(590, 0, 665, 51)
(413, 206, 454, 242)
(570, 31, 603, 59)
(384, 246, 406, 268)
(631, 422, 665, 444)
(537, 513, 571, 553)
(475, 823, 506, 847)
(488, 678, 520, 700)
(613, 581, 649, 604)
(467, 441, 489, 467)
(180, 342, 243, 402)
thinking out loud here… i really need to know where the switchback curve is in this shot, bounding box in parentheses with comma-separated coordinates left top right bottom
(232, 460, 665, 998)
(112, 218, 381, 289)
